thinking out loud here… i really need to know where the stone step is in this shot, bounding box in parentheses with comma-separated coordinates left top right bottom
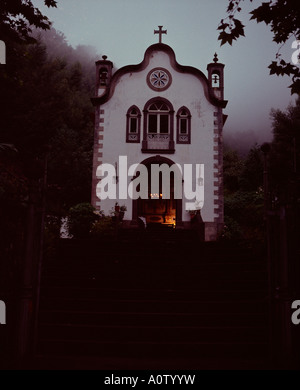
(39, 297, 268, 313)
(38, 323, 268, 344)
(26, 354, 271, 369)
(39, 278, 267, 296)
(48, 254, 265, 266)
(37, 339, 269, 360)
(39, 310, 268, 327)
(55, 239, 264, 261)
(42, 273, 266, 286)
(42, 258, 266, 277)
(49, 261, 265, 273)
(36, 239, 269, 365)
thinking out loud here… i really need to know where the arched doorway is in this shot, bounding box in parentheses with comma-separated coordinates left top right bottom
(132, 156, 182, 228)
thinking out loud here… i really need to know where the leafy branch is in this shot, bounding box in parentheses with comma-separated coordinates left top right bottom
(218, 0, 300, 94)
(218, 0, 247, 46)
(0, 0, 57, 44)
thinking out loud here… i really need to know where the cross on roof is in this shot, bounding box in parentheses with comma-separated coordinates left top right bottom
(154, 26, 167, 43)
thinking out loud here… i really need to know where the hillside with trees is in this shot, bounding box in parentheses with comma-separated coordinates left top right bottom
(0, 26, 99, 357)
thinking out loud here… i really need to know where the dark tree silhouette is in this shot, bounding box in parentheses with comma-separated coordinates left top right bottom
(0, 0, 57, 44)
(269, 97, 300, 200)
(218, 0, 300, 94)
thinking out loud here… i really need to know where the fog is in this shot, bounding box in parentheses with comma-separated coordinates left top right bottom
(32, 0, 297, 153)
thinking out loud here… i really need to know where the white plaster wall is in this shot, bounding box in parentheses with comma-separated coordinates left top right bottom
(94, 51, 218, 224)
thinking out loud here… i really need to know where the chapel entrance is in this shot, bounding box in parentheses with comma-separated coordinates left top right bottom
(137, 191, 176, 227)
(134, 156, 182, 228)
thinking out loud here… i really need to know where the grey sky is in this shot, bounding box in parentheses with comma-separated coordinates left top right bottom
(33, 0, 297, 147)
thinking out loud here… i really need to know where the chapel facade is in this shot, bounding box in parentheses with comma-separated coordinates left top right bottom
(91, 29, 227, 241)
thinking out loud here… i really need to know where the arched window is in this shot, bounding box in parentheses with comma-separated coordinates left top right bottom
(142, 98, 175, 153)
(126, 106, 141, 143)
(177, 107, 191, 144)
(148, 102, 170, 134)
(211, 71, 220, 88)
(99, 67, 108, 86)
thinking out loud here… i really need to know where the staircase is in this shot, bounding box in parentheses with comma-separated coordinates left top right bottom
(33, 229, 270, 369)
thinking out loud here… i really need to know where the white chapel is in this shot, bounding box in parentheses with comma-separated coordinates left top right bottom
(91, 27, 227, 241)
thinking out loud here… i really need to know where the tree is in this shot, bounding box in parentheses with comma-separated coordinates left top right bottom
(222, 145, 264, 241)
(67, 203, 98, 239)
(0, 27, 96, 211)
(223, 147, 244, 193)
(32, 27, 98, 94)
(240, 145, 264, 191)
(0, 0, 57, 44)
(218, 0, 300, 94)
(269, 97, 300, 200)
(0, 27, 97, 280)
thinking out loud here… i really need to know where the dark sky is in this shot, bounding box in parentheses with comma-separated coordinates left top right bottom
(33, 0, 297, 149)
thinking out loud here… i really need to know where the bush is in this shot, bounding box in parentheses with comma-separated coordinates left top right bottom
(90, 216, 118, 239)
(44, 215, 61, 259)
(67, 202, 98, 239)
(224, 190, 264, 241)
(220, 216, 243, 241)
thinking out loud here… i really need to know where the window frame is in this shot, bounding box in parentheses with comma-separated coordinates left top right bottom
(147, 102, 170, 135)
(126, 105, 141, 143)
(176, 106, 191, 144)
(142, 97, 175, 154)
(99, 67, 108, 86)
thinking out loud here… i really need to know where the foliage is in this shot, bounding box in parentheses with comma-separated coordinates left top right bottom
(0, 2, 98, 357)
(269, 97, 300, 200)
(222, 98, 300, 242)
(90, 216, 118, 239)
(222, 97, 300, 242)
(0, 0, 57, 44)
(0, 143, 18, 153)
(32, 27, 98, 94)
(223, 189, 265, 241)
(0, 27, 96, 213)
(67, 203, 98, 239)
(43, 215, 61, 259)
(222, 145, 264, 241)
(240, 144, 264, 191)
(0, 150, 28, 228)
(223, 147, 244, 193)
(221, 215, 243, 241)
(218, 0, 300, 94)
(0, 23, 98, 300)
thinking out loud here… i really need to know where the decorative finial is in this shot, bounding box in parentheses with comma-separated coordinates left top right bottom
(154, 26, 167, 43)
(213, 53, 218, 63)
(102, 55, 108, 60)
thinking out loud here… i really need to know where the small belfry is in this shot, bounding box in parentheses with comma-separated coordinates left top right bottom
(95, 55, 113, 97)
(207, 52, 225, 100)
(91, 28, 227, 240)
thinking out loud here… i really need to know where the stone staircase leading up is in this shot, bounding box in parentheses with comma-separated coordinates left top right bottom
(33, 228, 270, 369)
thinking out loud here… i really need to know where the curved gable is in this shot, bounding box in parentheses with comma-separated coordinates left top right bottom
(91, 43, 227, 108)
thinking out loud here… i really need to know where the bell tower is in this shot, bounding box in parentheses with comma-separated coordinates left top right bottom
(207, 53, 224, 100)
(95, 55, 113, 97)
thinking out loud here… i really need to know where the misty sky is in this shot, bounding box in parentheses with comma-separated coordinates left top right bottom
(33, 0, 297, 148)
